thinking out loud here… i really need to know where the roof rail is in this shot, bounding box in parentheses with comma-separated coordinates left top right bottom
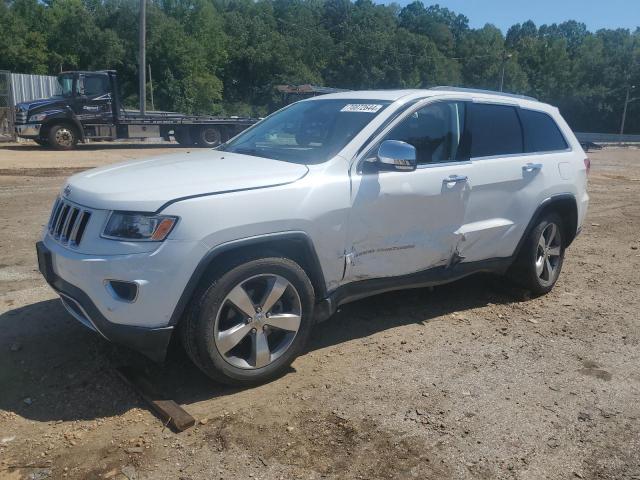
(429, 86, 538, 102)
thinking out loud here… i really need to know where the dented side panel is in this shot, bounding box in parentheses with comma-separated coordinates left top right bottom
(344, 163, 472, 281)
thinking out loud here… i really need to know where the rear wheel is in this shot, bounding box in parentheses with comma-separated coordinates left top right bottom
(174, 128, 195, 146)
(48, 124, 78, 150)
(510, 213, 565, 295)
(181, 257, 315, 386)
(196, 126, 222, 147)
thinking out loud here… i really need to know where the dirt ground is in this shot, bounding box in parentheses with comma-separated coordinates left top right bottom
(0, 141, 638, 480)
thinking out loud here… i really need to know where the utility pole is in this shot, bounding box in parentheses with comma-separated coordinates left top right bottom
(148, 64, 155, 111)
(620, 84, 638, 138)
(499, 52, 512, 92)
(139, 0, 146, 115)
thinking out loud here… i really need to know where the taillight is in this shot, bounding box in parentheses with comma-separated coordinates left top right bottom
(584, 158, 591, 175)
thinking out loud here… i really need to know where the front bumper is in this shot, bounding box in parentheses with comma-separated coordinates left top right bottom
(36, 242, 199, 362)
(15, 123, 42, 138)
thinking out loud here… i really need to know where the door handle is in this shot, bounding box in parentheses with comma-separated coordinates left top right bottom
(522, 163, 543, 172)
(443, 174, 468, 184)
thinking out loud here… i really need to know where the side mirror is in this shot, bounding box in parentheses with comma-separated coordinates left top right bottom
(377, 140, 417, 171)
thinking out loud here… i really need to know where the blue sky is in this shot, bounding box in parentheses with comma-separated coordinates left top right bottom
(388, 0, 640, 32)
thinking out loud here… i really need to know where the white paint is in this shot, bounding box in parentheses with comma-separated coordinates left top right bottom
(42, 89, 589, 332)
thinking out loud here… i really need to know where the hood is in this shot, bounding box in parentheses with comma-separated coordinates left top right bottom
(17, 97, 67, 113)
(63, 150, 309, 212)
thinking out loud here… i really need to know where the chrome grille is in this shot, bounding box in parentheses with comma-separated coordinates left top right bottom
(48, 197, 91, 247)
(15, 108, 27, 124)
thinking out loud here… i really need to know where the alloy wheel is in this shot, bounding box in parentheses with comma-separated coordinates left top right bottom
(214, 274, 302, 369)
(55, 127, 74, 148)
(535, 222, 562, 286)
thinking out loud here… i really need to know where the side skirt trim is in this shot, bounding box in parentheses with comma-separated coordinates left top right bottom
(314, 257, 512, 322)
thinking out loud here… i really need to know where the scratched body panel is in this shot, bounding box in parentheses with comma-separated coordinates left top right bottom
(345, 164, 470, 280)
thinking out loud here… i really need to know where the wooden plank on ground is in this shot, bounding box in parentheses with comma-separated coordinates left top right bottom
(115, 366, 196, 432)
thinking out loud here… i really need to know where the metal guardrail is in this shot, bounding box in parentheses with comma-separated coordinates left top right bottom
(576, 132, 640, 144)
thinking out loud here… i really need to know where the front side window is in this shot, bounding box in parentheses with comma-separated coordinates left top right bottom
(383, 101, 468, 164)
(220, 99, 391, 164)
(57, 75, 74, 97)
(469, 103, 523, 158)
(520, 109, 568, 153)
(83, 75, 110, 97)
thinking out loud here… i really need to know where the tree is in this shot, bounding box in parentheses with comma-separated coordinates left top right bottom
(0, 0, 638, 132)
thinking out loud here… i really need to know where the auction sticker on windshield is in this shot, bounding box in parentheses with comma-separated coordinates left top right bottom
(340, 104, 384, 113)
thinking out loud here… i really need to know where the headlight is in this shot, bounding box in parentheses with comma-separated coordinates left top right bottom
(28, 113, 47, 122)
(102, 212, 178, 241)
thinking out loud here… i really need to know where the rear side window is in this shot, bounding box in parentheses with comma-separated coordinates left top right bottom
(519, 109, 568, 153)
(469, 103, 523, 158)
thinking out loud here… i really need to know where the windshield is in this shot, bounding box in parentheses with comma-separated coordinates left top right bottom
(57, 74, 74, 97)
(220, 99, 391, 164)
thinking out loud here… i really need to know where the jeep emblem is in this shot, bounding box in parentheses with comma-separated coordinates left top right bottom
(63, 185, 71, 197)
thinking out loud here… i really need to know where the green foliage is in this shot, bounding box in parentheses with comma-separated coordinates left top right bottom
(0, 0, 638, 132)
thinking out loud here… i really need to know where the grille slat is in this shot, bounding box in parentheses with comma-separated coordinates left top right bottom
(54, 205, 69, 237)
(68, 211, 84, 243)
(47, 197, 91, 247)
(15, 109, 28, 125)
(48, 198, 62, 229)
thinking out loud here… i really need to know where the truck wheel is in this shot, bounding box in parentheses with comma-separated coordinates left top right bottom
(181, 257, 315, 386)
(174, 129, 195, 146)
(197, 126, 222, 147)
(48, 124, 78, 150)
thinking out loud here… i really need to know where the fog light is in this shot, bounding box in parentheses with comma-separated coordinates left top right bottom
(106, 280, 138, 302)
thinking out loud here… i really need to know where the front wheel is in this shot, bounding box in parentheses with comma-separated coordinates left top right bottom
(48, 124, 78, 150)
(181, 257, 315, 386)
(510, 213, 565, 295)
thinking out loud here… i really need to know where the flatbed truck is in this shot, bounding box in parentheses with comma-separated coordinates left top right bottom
(14, 70, 258, 150)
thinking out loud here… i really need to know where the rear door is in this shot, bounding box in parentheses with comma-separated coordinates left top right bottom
(454, 101, 563, 262)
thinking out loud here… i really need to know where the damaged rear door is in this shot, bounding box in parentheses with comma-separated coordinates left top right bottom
(344, 100, 472, 281)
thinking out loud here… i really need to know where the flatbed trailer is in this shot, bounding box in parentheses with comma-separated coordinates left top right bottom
(14, 70, 259, 150)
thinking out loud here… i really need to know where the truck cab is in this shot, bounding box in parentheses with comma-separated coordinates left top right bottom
(15, 71, 119, 147)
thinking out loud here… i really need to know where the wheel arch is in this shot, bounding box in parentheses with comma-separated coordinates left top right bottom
(168, 231, 327, 326)
(41, 116, 84, 141)
(514, 193, 579, 259)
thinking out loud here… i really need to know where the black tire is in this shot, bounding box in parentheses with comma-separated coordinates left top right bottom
(33, 138, 48, 147)
(181, 257, 315, 386)
(174, 128, 196, 146)
(196, 126, 222, 147)
(509, 212, 565, 296)
(47, 124, 78, 150)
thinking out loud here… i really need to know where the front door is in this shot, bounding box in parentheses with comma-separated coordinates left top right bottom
(344, 100, 472, 281)
(74, 73, 114, 124)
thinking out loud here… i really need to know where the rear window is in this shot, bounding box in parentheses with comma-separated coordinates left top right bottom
(519, 109, 568, 153)
(469, 103, 523, 158)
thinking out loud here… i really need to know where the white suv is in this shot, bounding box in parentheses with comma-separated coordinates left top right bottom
(36, 87, 589, 385)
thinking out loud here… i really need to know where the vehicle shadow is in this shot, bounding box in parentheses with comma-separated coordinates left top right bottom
(0, 274, 525, 423)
